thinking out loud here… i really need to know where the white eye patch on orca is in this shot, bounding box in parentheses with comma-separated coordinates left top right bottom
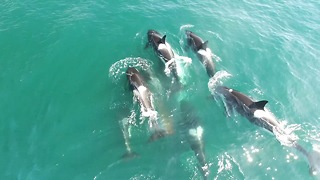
(229, 89, 233, 93)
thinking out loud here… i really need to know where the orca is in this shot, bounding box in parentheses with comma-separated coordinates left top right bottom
(216, 86, 320, 176)
(126, 67, 155, 115)
(180, 100, 210, 179)
(186, 30, 215, 77)
(146, 30, 175, 63)
(146, 30, 182, 82)
(126, 67, 167, 142)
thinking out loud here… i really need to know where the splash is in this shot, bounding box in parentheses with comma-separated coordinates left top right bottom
(175, 55, 192, 85)
(180, 24, 194, 31)
(208, 70, 232, 93)
(273, 123, 300, 147)
(163, 55, 193, 85)
(108, 57, 152, 83)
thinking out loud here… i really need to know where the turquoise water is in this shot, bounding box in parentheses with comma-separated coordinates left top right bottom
(1, 0, 320, 179)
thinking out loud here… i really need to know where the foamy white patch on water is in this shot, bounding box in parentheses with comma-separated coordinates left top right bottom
(141, 109, 157, 120)
(164, 59, 175, 76)
(180, 24, 194, 31)
(173, 55, 193, 85)
(208, 70, 232, 93)
(272, 122, 300, 147)
(108, 57, 152, 82)
(212, 53, 222, 62)
(254, 109, 301, 146)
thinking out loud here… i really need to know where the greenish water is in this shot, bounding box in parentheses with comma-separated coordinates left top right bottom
(1, 1, 320, 179)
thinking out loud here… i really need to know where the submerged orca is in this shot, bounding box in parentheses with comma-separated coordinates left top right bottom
(216, 86, 320, 176)
(180, 100, 210, 179)
(186, 30, 215, 77)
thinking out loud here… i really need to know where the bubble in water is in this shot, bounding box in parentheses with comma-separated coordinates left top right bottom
(180, 24, 194, 31)
(108, 57, 153, 83)
(208, 70, 232, 93)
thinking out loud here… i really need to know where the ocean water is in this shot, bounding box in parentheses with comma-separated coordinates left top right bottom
(1, 0, 320, 179)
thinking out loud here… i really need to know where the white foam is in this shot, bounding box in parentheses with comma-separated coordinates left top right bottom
(208, 70, 232, 93)
(108, 57, 152, 83)
(180, 24, 194, 31)
(141, 109, 158, 119)
(175, 55, 193, 85)
(164, 58, 175, 76)
(137, 86, 147, 93)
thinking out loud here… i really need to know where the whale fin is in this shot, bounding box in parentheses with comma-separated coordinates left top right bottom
(158, 35, 167, 44)
(249, 100, 268, 110)
(200, 40, 208, 50)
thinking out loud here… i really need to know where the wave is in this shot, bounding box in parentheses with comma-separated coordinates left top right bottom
(108, 57, 152, 83)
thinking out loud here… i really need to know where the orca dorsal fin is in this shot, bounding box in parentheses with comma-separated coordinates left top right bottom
(249, 100, 268, 110)
(200, 40, 208, 50)
(159, 35, 166, 44)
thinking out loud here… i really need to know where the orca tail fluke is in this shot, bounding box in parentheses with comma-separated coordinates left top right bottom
(307, 150, 320, 176)
(121, 151, 139, 160)
(148, 129, 167, 142)
(294, 143, 320, 176)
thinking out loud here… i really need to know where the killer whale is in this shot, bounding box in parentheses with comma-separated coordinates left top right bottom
(146, 30, 181, 82)
(179, 100, 210, 179)
(146, 30, 175, 63)
(186, 30, 215, 77)
(126, 67, 167, 142)
(216, 86, 320, 176)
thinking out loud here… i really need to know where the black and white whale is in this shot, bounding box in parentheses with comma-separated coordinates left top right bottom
(186, 30, 215, 77)
(216, 86, 320, 176)
(146, 30, 175, 63)
(146, 30, 180, 79)
(126, 67, 167, 141)
(180, 100, 210, 179)
(127, 67, 155, 116)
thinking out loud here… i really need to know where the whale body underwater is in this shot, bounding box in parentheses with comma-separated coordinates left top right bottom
(179, 100, 209, 180)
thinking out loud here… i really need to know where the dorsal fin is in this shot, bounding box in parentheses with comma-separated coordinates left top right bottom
(200, 40, 208, 50)
(249, 100, 268, 110)
(158, 35, 166, 44)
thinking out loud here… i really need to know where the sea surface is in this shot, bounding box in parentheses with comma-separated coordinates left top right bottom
(1, 1, 320, 180)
